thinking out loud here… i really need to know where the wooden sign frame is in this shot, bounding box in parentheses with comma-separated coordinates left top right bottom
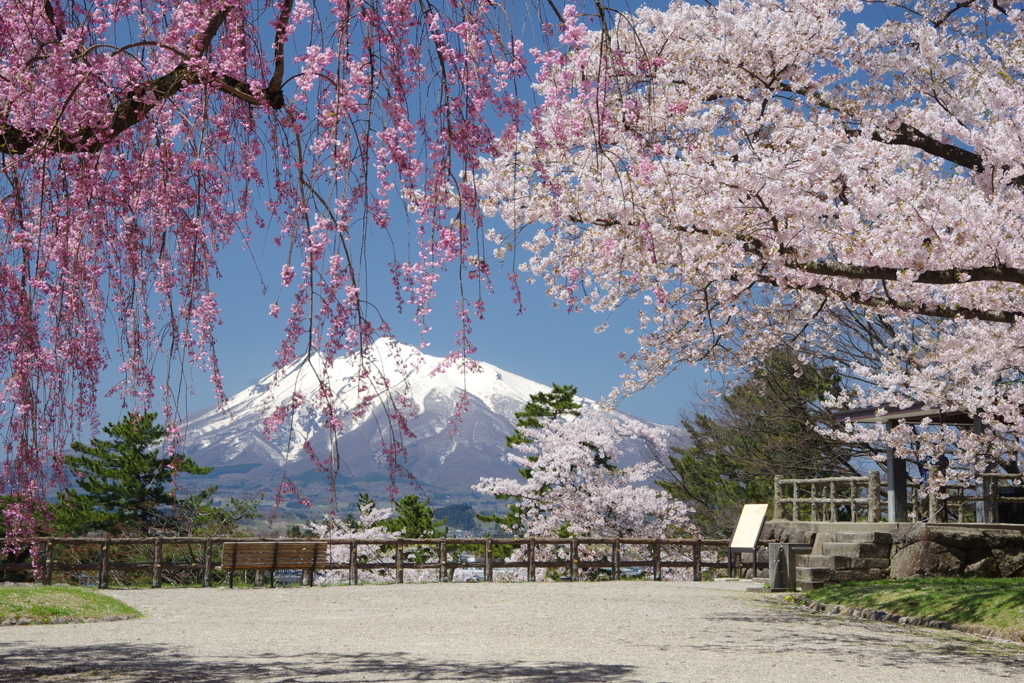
(728, 503, 768, 578)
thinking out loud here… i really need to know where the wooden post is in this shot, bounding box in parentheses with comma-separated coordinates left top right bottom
(484, 538, 493, 582)
(829, 482, 837, 522)
(268, 541, 279, 588)
(396, 541, 404, 584)
(349, 541, 358, 585)
(653, 540, 662, 581)
(151, 537, 163, 588)
(692, 540, 702, 581)
(203, 539, 213, 588)
(306, 542, 319, 587)
(868, 470, 881, 523)
(612, 540, 620, 581)
(527, 539, 535, 582)
(986, 475, 999, 524)
(227, 542, 237, 589)
(773, 475, 783, 520)
(928, 465, 940, 521)
(568, 540, 577, 582)
(810, 482, 818, 522)
(887, 418, 909, 522)
(98, 542, 110, 589)
(439, 539, 447, 582)
(42, 540, 54, 586)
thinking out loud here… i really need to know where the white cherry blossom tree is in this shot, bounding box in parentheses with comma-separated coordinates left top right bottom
(477, 0, 1024, 477)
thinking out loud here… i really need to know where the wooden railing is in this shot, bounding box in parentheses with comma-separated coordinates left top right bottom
(912, 472, 1024, 524)
(773, 472, 882, 522)
(0, 536, 734, 588)
(773, 471, 1024, 524)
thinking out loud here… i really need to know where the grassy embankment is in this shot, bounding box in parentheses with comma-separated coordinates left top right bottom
(806, 577, 1024, 633)
(0, 585, 139, 624)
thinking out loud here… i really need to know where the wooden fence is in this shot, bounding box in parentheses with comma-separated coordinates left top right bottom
(773, 472, 882, 523)
(0, 536, 734, 588)
(773, 471, 1024, 523)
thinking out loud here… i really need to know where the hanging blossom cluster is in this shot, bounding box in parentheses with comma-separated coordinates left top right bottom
(477, 0, 1024, 478)
(0, 0, 538, 543)
(475, 407, 696, 577)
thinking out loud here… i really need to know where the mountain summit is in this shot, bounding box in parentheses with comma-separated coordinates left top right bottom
(181, 339, 676, 507)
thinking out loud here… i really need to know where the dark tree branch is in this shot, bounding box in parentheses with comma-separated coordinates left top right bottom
(0, 1, 296, 157)
(798, 281, 1020, 325)
(791, 260, 1024, 288)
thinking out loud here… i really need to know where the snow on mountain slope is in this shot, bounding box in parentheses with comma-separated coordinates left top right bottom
(180, 338, 682, 505)
(185, 338, 551, 463)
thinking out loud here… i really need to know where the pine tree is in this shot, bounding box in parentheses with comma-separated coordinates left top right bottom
(656, 349, 866, 537)
(55, 413, 214, 535)
(379, 495, 447, 538)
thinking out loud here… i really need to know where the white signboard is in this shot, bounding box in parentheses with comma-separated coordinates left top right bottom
(729, 503, 768, 552)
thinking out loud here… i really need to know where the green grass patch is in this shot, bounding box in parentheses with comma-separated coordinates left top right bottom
(0, 586, 139, 623)
(806, 577, 1024, 632)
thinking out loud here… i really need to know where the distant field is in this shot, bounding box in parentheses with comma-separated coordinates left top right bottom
(807, 577, 1024, 633)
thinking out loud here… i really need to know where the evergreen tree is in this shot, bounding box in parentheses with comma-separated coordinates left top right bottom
(434, 503, 478, 532)
(54, 413, 214, 535)
(657, 349, 867, 537)
(379, 495, 447, 538)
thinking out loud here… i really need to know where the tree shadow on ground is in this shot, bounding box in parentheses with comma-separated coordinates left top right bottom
(698, 604, 1024, 677)
(0, 643, 638, 683)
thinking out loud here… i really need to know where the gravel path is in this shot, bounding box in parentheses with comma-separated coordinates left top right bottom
(2, 580, 1023, 682)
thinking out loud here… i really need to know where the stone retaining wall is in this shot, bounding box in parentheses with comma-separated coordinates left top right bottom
(889, 525, 1024, 579)
(755, 521, 1024, 582)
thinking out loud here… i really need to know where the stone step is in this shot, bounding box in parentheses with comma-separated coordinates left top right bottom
(820, 542, 890, 559)
(795, 566, 832, 582)
(828, 568, 888, 583)
(796, 565, 888, 584)
(832, 531, 893, 545)
(798, 554, 890, 571)
(798, 580, 826, 592)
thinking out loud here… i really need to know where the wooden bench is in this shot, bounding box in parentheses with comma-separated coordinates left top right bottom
(220, 541, 328, 587)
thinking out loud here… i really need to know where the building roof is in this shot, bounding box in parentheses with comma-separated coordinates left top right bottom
(832, 402, 974, 426)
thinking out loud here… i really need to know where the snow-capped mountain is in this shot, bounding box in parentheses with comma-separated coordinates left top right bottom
(179, 339, 680, 507)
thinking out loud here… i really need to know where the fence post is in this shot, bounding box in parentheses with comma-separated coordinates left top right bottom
(773, 475, 783, 520)
(151, 537, 163, 588)
(927, 465, 940, 521)
(527, 539, 535, 582)
(984, 475, 998, 524)
(98, 542, 110, 589)
(396, 541, 404, 584)
(349, 541, 358, 585)
(810, 482, 818, 521)
(485, 538, 493, 582)
(42, 540, 54, 585)
(203, 539, 213, 588)
(868, 471, 881, 523)
(653, 540, 662, 581)
(612, 540, 620, 581)
(439, 539, 447, 582)
(568, 539, 577, 582)
(692, 540, 702, 581)
(829, 482, 837, 522)
(849, 481, 857, 521)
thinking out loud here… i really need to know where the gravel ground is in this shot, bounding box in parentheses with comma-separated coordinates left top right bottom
(2, 580, 1023, 682)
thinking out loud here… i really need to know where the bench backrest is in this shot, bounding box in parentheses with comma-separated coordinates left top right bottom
(221, 541, 328, 571)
